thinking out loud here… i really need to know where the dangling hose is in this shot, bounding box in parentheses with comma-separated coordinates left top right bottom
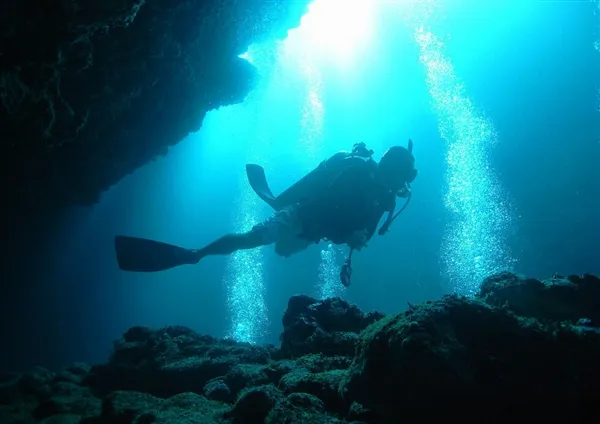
(339, 190, 412, 287)
(378, 190, 412, 236)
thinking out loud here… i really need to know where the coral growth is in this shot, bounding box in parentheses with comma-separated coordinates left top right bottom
(1, 272, 600, 423)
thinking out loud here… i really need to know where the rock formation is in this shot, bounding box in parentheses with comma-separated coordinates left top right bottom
(1, 272, 599, 423)
(0, 0, 310, 245)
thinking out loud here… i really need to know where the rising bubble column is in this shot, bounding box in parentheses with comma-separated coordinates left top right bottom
(224, 190, 269, 343)
(404, 4, 516, 295)
(223, 48, 274, 344)
(317, 244, 345, 299)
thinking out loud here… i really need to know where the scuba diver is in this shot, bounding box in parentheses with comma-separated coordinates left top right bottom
(114, 140, 418, 287)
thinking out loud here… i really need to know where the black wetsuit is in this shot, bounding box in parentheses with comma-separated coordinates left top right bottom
(298, 160, 396, 245)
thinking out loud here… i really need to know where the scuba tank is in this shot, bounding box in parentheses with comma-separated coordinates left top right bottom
(246, 142, 375, 212)
(275, 142, 376, 210)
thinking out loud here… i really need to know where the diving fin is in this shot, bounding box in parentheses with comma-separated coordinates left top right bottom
(114, 235, 199, 272)
(246, 164, 280, 210)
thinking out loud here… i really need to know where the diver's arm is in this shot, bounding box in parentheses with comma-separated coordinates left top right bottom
(364, 216, 382, 243)
(365, 200, 396, 242)
(345, 219, 380, 250)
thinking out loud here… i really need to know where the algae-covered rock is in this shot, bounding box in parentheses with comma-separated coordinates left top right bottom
(32, 383, 101, 420)
(280, 369, 346, 412)
(222, 364, 270, 399)
(480, 271, 600, 324)
(18, 367, 56, 401)
(295, 354, 352, 373)
(346, 401, 375, 423)
(203, 379, 232, 403)
(85, 326, 274, 398)
(342, 294, 600, 421)
(0, 401, 37, 424)
(38, 414, 82, 424)
(280, 295, 384, 358)
(262, 360, 297, 385)
(53, 363, 91, 386)
(101, 390, 163, 421)
(266, 392, 342, 424)
(286, 392, 325, 411)
(98, 390, 228, 423)
(4, 272, 600, 423)
(232, 384, 282, 423)
(153, 392, 229, 423)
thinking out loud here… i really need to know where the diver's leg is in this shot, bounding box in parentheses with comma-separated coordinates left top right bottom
(194, 210, 286, 262)
(274, 234, 312, 258)
(273, 206, 312, 258)
(194, 232, 268, 261)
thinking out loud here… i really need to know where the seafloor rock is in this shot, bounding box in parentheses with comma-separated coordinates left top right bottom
(479, 271, 600, 324)
(279, 368, 346, 412)
(231, 384, 282, 423)
(279, 295, 385, 358)
(265, 392, 343, 424)
(0, 401, 37, 424)
(32, 383, 101, 420)
(0, 368, 102, 424)
(342, 293, 600, 420)
(3, 273, 600, 424)
(84, 327, 275, 399)
(92, 390, 229, 423)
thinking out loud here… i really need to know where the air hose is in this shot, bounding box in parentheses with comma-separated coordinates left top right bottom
(339, 190, 412, 287)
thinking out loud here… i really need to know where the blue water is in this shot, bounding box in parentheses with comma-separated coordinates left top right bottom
(3, 0, 599, 372)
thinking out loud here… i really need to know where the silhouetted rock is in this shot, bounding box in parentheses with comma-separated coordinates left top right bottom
(92, 390, 228, 424)
(280, 295, 385, 358)
(231, 384, 282, 423)
(479, 271, 600, 324)
(84, 328, 274, 398)
(203, 379, 232, 403)
(53, 364, 91, 386)
(342, 292, 600, 421)
(2, 273, 600, 423)
(280, 368, 346, 412)
(32, 383, 101, 421)
(1, 0, 312, 262)
(346, 401, 376, 423)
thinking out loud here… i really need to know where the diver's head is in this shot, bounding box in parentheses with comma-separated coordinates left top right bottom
(377, 141, 417, 192)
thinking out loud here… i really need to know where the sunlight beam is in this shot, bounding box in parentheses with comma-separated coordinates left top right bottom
(288, 0, 377, 65)
(293, 45, 346, 299)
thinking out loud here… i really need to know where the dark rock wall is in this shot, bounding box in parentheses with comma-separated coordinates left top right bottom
(0, 0, 309, 227)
